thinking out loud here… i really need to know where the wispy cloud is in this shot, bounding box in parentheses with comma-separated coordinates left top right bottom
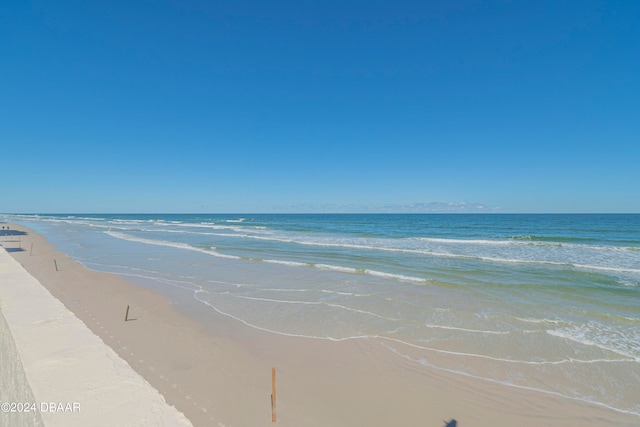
(373, 202, 502, 213)
(268, 202, 502, 213)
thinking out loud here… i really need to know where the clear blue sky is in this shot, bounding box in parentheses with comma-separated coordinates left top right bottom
(1, 0, 638, 213)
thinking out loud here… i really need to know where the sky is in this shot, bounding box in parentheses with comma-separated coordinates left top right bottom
(1, 0, 639, 213)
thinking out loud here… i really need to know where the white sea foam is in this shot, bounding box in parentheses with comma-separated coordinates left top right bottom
(195, 288, 639, 369)
(142, 228, 640, 275)
(363, 269, 427, 283)
(102, 232, 429, 287)
(121, 272, 203, 292)
(236, 285, 367, 297)
(515, 317, 565, 325)
(412, 237, 519, 245)
(225, 218, 246, 223)
(423, 324, 510, 335)
(301, 262, 428, 283)
(571, 263, 640, 275)
(29, 214, 638, 278)
(173, 222, 258, 234)
(191, 276, 639, 367)
(377, 336, 634, 365)
(104, 231, 240, 260)
(547, 323, 640, 362)
(225, 294, 398, 321)
(263, 259, 309, 268)
(315, 264, 359, 274)
(112, 219, 146, 224)
(193, 290, 372, 342)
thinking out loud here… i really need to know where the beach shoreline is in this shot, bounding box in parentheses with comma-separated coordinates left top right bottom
(3, 223, 638, 426)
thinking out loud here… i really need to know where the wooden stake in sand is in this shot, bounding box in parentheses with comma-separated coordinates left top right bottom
(271, 367, 277, 422)
(125, 305, 130, 322)
(54, 259, 59, 271)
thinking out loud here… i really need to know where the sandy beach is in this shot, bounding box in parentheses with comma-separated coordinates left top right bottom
(2, 223, 638, 427)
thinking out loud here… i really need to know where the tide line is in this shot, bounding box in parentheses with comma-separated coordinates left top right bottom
(222, 294, 399, 321)
(380, 342, 640, 419)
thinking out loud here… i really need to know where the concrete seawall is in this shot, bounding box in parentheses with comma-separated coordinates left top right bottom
(0, 302, 44, 426)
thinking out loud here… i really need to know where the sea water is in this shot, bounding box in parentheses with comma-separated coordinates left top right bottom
(3, 213, 639, 416)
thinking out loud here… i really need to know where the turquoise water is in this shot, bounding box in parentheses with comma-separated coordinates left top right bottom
(4, 213, 640, 416)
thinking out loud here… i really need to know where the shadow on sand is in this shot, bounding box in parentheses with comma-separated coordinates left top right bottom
(0, 228, 28, 253)
(1, 229, 27, 237)
(3, 247, 26, 253)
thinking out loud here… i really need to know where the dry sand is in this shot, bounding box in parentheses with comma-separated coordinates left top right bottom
(2, 223, 638, 426)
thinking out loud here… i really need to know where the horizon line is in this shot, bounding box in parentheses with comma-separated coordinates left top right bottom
(3, 212, 639, 216)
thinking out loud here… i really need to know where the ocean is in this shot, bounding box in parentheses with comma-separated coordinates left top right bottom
(3, 213, 639, 416)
